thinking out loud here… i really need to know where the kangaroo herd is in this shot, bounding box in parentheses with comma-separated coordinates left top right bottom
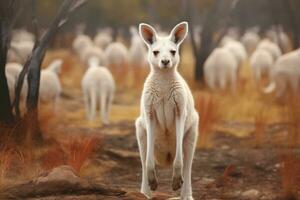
(4, 21, 300, 200)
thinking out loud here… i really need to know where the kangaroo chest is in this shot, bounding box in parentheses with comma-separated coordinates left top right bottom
(153, 95, 177, 132)
(144, 81, 185, 133)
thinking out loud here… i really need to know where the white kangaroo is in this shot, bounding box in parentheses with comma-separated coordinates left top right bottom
(81, 57, 115, 125)
(264, 48, 300, 99)
(135, 22, 199, 200)
(39, 59, 63, 111)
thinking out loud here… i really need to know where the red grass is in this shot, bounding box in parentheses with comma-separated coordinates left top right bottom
(196, 93, 219, 149)
(0, 145, 26, 184)
(0, 148, 14, 180)
(253, 108, 267, 148)
(216, 164, 236, 187)
(285, 95, 300, 147)
(280, 152, 300, 200)
(63, 136, 100, 174)
(41, 135, 101, 174)
(41, 146, 66, 170)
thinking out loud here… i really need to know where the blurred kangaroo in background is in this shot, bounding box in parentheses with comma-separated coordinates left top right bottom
(135, 22, 199, 200)
(264, 48, 300, 99)
(81, 57, 115, 125)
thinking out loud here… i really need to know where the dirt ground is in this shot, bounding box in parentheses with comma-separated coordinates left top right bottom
(38, 85, 300, 200)
(97, 121, 300, 200)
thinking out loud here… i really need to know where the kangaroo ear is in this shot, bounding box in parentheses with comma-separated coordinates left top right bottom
(139, 23, 157, 46)
(170, 21, 188, 45)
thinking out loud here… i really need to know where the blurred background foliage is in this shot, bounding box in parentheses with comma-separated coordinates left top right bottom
(13, 0, 300, 37)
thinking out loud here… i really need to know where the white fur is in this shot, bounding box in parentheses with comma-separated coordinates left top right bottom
(39, 59, 63, 110)
(81, 45, 107, 67)
(104, 42, 129, 67)
(129, 26, 147, 68)
(264, 48, 300, 98)
(81, 57, 115, 125)
(223, 40, 247, 68)
(266, 28, 292, 53)
(6, 74, 16, 102)
(11, 29, 35, 43)
(250, 49, 274, 84)
(241, 31, 260, 56)
(220, 36, 235, 46)
(8, 41, 34, 64)
(5, 62, 22, 82)
(72, 34, 93, 58)
(204, 48, 238, 92)
(257, 39, 282, 62)
(277, 31, 292, 53)
(5, 62, 28, 104)
(5, 63, 22, 103)
(94, 31, 113, 50)
(226, 27, 240, 40)
(136, 22, 198, 200)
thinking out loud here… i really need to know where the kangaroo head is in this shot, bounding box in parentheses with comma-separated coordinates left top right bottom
(139, 22, 188, 70)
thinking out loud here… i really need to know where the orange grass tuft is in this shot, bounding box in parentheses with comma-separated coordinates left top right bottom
(285, 95, 300, 147)
(280, 152, 300, 200)
(216, 164, 236, 187)
(253, 106, 268, 148)
(41, 146, 66, 170)
(0, 148, 14, 182)
(63, 136, 100, 174)
(196, 93, 220, 149)
(0, 145, 26, 186)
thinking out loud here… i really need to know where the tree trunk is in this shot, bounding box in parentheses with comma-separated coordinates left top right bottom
(14, 0, 86, 144)
(194, 1, 221, 81)
(195, 30, 214, 81)
(283, 0, 299, 49)
(0, 5, 15, 124)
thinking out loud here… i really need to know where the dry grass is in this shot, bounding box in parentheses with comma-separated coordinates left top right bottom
(285, 95, 300, 147)
(63, 136, 100, 174)
(253, 106, 268, 148)
(195, 92, 220, 149)
(216, 164, 236, 187)
(41, 146, 65, 171)
(0, 148, 15, 186)
(280, 151, 300, 200)
(41, 135, 101, 174)
(0, 144, 40, 188)
(40, 109, 102, 174)
(200, 62, 282, 124)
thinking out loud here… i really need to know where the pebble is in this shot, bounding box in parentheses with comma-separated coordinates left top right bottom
(221, 145, 230, 150)
(241, 189, 260, 199)
(201, 177, 215, 185)
(274, 163, 282, 169)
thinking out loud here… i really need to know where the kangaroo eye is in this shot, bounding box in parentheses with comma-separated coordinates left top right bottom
(153, 50, 159, 56)
(170, 50, 176, 56)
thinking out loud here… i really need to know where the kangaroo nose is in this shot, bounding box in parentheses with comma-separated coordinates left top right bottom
(161, 59, 170, 66)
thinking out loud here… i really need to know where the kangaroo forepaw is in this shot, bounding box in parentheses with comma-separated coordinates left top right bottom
(172, 175, 183, 191)
(148, 170, 158, 191)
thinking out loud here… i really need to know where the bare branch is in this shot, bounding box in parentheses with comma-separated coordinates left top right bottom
(58, 0, 87, 29)
(0, 1, 17, 123)
(69, 0, 87, 13)
(31, 0, 39, 45)
(14, 0, 87, 116)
